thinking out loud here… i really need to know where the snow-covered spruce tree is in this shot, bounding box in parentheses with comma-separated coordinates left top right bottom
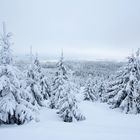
(104, 50, 140, 114)
(0, 23, 37, 125)
(26, 55, 50, 107)
(101, 74, 115, 103)
(96, 77, 106, 102)
(57, 82, 86, 122)
(40, 74, 51, 100)
(98, 82, 106, 102)
(49, 52, 85, 122)
(49, 52, 68, 109)
(83, 76, 98, 101)
(34, 55, 51, 100)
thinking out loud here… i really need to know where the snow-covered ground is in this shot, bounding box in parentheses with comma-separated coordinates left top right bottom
(1, 101, 140, 140)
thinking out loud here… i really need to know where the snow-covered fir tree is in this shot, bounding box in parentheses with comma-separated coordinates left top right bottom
(98, 82, 106, 102)
(0, 23, 37, 125)
(97, 77, 106, 102)
(84, 76, 97, 101)
(49, 52, 85, 122)
(40, 74, 51, 100)
(49, 51, 68, 109)
(83, 75, 98, 101)
(34, 55, 51, 100)
(57, 82, 86, 122)
(26, 55, 50, 107)
(104, 50, 140, 114)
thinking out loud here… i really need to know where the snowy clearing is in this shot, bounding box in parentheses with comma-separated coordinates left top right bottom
(0, 101, 140, 140)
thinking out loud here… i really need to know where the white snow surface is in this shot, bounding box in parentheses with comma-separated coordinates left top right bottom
(0, 101, 140, 140)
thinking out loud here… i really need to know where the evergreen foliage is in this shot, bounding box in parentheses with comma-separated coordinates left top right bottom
(104, 50, 140, 114)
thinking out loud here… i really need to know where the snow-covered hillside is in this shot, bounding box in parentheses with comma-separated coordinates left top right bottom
(0, 101, 140, 140)
(1, 23, 140, 140)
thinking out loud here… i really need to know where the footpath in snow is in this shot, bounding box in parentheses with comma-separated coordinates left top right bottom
(0, 101, 140, 140)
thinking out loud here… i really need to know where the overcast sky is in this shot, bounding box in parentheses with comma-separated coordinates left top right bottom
(0, 0, 140, 61)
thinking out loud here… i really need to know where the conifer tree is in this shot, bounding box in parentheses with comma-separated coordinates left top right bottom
(83, 76, 98, 101)
(98, 82, 106, 102)
(26, 53, 51, 107)
(0, 23, 37, 125)
(33, 55, 51, 100)
(26, 55, 43, 107)
(97, 77, 106, 102)
(40, 74, 51, 100)
(50, 51, 86, 122)
(49, 51, 68, 109)
(104, 50, 140, 114)
(57, 82, 86, 122)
